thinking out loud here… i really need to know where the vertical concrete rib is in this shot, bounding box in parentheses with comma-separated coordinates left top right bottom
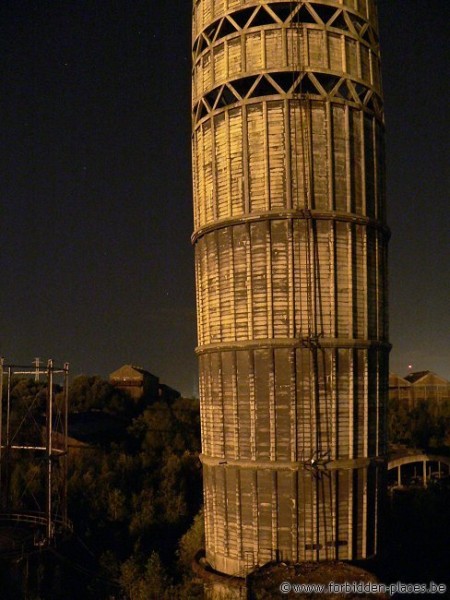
(192, 0, 389, 576)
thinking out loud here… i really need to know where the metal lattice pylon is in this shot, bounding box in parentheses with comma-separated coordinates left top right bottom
(0, 358, 72, 550)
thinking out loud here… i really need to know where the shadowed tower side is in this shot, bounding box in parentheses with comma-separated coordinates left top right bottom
(192, 0, 389, 577)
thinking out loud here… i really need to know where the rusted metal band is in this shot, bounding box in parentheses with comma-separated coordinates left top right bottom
(191, 210, 390, 244)
(200, 454, 387, 471)
(196, 338, 392, 355)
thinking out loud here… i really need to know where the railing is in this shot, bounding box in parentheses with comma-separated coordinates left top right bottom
(387, 453, 450, 489)
(0, 511, 73, 532)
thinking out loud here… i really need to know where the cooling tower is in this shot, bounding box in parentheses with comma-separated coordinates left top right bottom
(192, 0, 388, 576)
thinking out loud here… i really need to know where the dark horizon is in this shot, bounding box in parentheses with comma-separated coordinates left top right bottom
(1, 0, 448, 396)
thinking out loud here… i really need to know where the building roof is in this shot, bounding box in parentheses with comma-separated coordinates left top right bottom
(109, 364, 158, 381)
(389, 373, 411, 387)
(404, 371, 449, 386)
(404, 370, 431, 384)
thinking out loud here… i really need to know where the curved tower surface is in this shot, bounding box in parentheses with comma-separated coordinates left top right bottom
(192, 0, 388, 576)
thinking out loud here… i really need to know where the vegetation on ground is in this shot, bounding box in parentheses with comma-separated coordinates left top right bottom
(388, 395, 450, 450)
(0, 376, 204, 599)
(1, 377, 449, 598)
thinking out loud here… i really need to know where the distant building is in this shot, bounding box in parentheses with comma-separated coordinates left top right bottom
(109, 364, 180, 403)
(389, 371, 450, 411)
(109, 365, 159, 400)
(406, 371, 450, 410)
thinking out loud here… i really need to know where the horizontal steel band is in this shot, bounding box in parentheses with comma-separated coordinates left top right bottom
(194, 92, 384, 131)
(200, 453, 387, 471)
(196, 337, 391, 355)
(192, 210, 390, 244)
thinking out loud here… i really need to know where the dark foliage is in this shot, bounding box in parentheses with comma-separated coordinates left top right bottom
(388, 397, 450, 449)
(0, 376, 204, 599)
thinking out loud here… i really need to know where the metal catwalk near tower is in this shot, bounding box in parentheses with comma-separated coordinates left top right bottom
(0, 359, 71, 555)
(192, 0, 389, 579)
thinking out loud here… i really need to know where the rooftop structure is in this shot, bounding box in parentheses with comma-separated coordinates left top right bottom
(109, 364, 180, 402)
(390, 371, 450, 411)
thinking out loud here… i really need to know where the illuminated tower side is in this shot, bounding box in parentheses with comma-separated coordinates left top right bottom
(192, 0, 388, 576)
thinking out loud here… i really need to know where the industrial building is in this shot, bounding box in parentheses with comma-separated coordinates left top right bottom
(109, 364, 180, 403)
(390, 371, 450, 412)
(192, 0, 389, 578)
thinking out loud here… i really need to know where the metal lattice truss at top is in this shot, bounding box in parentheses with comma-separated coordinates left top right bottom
(193, 2, 379, 58)
(192, 0, 383, 127)
(194, 71, 383, 124)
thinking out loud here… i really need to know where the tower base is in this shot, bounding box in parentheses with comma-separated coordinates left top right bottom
(194, 550, 387, 599)
(193, 550, 247, 600)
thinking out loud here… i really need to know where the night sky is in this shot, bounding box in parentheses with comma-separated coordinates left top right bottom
(0, 1, 448, 396)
